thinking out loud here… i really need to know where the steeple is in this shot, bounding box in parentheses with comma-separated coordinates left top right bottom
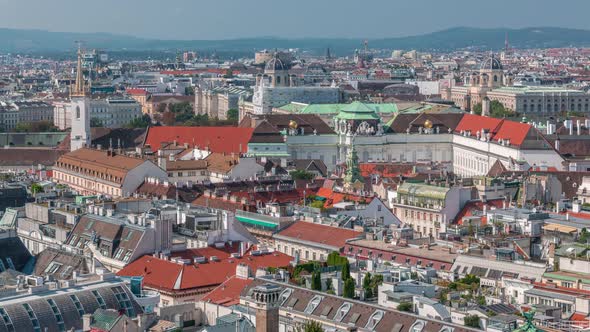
(344, 137, 364, 189)
(71, 43, 87, 97)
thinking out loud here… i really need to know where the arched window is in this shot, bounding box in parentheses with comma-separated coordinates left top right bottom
(493, 75, 498, 82)
(276, 76, 281, 85)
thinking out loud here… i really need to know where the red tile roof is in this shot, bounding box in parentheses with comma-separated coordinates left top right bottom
(144, 126, 254, 153)
(126, 88, 148, 96)
(117, 247, 291, 291)
(202, 275, 253, 306)
(316, 187, 373, 208)
(454, 198, 506, 224)
(276, 222, 363, 249)
(455, 114, 532, 147)
(533, 282, 590, 298)
(359, 163, 414, 178)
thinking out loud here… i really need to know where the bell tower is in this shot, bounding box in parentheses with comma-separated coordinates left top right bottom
(70, 44, 91, 151)
(252, 284, 282, 332)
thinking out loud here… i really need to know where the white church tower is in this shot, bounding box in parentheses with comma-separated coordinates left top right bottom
(70, 45, 91, 151)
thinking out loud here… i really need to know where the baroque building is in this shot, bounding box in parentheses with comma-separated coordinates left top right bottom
(443, 54, 589, 114)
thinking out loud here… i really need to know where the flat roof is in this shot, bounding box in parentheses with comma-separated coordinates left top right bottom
(348, 239, 457, 263)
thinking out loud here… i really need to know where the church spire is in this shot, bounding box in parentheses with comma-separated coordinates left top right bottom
(71, 43, 87, 97)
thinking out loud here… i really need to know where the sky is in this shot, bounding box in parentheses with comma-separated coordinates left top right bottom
(1, 0, 589, 40)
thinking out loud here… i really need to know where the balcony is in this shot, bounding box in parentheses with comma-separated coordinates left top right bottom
(132, 289, 160, 312)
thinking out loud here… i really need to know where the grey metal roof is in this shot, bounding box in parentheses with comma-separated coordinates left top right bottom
(0, 281, 142, 332)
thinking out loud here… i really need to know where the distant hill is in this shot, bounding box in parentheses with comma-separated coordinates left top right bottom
(1, 27, 590, 54)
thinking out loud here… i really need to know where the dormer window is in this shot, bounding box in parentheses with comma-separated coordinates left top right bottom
(365, 310, 384, 330)
(333, 302, 352, 322)
(304, 295, 323, 314)
(279, 288, 293, 306)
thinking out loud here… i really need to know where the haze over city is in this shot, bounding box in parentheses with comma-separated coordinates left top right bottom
(0, 0, 589, 39)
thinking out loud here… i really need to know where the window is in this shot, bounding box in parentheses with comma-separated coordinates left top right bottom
(334, 302, 352, 322)
(0, 260, 5, 272)
(0, 307, 15, 332)
(279, 288, 293, 306)
(410, 320, 426, 332)
(92, 290, 107, 309)
(44, 262, 62, 274)
(114, 248, 125, 260)
(112, 286, 136, 317)
(5, 258, 14, 270)
(123, 250, 133, 262)
(47, 299, 65, 332)
(365, 310, 384, 330)
(23, 303, 41, 332)
(70, 295, 85, 316)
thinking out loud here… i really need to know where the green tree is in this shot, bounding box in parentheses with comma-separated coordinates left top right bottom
(579, 228, 590, 244)
(90, 118, 103, 127)
(14, 123, 32, 132)
(327, 252, 348, 267)
(464, 315, 480, 328)
(343, 278, 355, 298)
(290, 170, 315, 180)
(30, 183, 44, 196)
(295, 320, 324, 332)
(371, 274, 383, 295)
(127, 114, 152, 128)
(185, 86, 195, 96)
(363, 272, 374, 298)
(325, 277, 333, 291)
(341, 261, 351, 281)
(397, 302, 413, 312)
(227, 109, 239, 122)
(224, 68, 234, 78)
(311, 270, 322, 291)
(169, 101, 193, 114)
(156, 103, 167, 113)
(472, 100, 512, 118)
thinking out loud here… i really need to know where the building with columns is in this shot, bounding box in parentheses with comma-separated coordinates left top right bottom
(241, 53, 339, 120)
(443, 54, 589, 114)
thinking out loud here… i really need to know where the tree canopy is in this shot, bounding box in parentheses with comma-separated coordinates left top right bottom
(472, 100, 513, 118)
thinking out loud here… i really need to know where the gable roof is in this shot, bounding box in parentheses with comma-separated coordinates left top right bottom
(56, 148, 146, 182)
(202, 275, 253, 306)
(144, 126, 253, 153)
(455, 114, 533, 147)
(117, 249, 292, 291)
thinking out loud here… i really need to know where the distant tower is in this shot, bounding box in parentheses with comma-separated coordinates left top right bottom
(70, 44, 91, 152)
(252, 284, 282, 332)
(505, 32, 510, 53)
(325, 47, 332, 61)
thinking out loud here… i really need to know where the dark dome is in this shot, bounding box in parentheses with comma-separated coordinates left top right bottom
(480, 56, 503, 70)
(265, 56, 286, 71)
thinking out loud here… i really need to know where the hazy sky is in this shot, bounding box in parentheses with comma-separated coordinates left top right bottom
(1, 0, 589, 40)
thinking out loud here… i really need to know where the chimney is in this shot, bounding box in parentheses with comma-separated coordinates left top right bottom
(82, 314, 93, 332)
(577, 120, 582, 136)
(555, 137, 560, 152)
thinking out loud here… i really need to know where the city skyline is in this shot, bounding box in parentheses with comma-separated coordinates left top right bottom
(1, 0, 589, 40)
